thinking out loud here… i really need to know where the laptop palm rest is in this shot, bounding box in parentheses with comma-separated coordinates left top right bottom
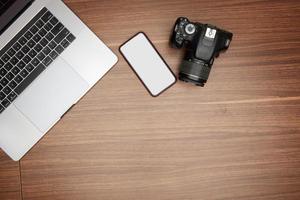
(14, 57, 89, 133)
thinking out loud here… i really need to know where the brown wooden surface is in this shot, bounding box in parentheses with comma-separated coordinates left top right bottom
(1, 0, 300, 199)
(0, 152, 21, 200)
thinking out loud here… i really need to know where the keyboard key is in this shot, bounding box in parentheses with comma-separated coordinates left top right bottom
(7, 48, 16, 57)
(23, 55, 31, 64)
(44, 22, 53, 31)
(13, 42, 21, 51)
(3, 86, 11, 95)
(66, 33, 75, 43)
(16, 51, 24, 59)
(39, 28, 47, 37)
(55, 45, 64, 54)
(42, 11, 53, 23)
(40, 38, 48, 46)
(26, 63, 34, 72)
(24, 31, 33, 40)
(28, 49, 37, 58)
(1, 53, 10, 62)
(54, 28, 70, 44)
(17, 61, 26, 69)
(0, 105, 4, 113)
(4, 63, 13, 71)
(33, 34, 42, 43)
(7, 92, 17, 102)
(21, 45, 30, 54)
(51, 22, 64, 35)
(0, 60, 4, 68)
(12, 67, 20, 75)
(20, 69, 29, 78)
(30, 25, 38, 34)
(49, 51, 58, 60)
(50, 16, 58, 25)
(45, 32, 54, 41)
(15, 64, 45, 95)
(31, 58, 39, 66)
(9, 80, 18, 89)
(0, 68, 7, 76)
(37, 52, 46, 61)
(14, 75, 23, 83)
(27, 39, 36, 48)
(5, 72, 14, 81)
(1, 99, 10, 108)
(10, 56, 18, 65)
(42, 46, 51, 55)
(0, 92, 5, 101)
(34, 43, 43, 52)
(18, 36, 27, 45)
(42, 56, 52, 66)
(61, 39, 70, 48)
(0, 77, 9, 86)
(35, 20, 44, 28)
(48, 41, 57, 49)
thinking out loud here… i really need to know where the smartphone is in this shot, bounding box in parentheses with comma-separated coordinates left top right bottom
(119, 32, 176, 97)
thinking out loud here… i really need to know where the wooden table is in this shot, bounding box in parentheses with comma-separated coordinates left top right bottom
(1, 0, 300, 199)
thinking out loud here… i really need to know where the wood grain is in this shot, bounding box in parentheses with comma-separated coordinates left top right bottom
(0, 152, 21, 200)
(1, 0, 300, 199)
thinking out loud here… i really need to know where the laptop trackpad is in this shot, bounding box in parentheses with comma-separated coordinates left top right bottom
(14, 57, 89, 133)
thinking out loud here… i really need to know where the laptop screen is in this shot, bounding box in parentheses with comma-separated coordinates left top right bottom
(0, 0, 16, 14)
(0, 0, 33, 34)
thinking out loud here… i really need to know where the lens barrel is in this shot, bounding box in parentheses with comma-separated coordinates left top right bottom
(179, 59, 211, 87)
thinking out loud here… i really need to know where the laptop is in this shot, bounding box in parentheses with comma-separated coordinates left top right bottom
(0, 0, 118, 161)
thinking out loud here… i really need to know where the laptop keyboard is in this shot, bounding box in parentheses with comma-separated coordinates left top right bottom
(0, 7, 76, 114)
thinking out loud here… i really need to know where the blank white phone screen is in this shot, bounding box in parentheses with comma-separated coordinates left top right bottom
(120, 33, 176, 97)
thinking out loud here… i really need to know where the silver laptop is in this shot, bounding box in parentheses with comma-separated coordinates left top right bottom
(0, 0, 118, 161)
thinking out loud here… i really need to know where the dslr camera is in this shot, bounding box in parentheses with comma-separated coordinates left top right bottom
(171, 17, 233, 86)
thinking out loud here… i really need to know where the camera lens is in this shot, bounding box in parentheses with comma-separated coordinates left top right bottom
(179, 59, 212, 87)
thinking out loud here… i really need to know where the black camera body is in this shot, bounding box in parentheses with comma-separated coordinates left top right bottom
(171, 17, 233, 86)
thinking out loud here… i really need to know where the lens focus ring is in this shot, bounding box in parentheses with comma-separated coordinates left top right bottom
(180, 60, 211, 82)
